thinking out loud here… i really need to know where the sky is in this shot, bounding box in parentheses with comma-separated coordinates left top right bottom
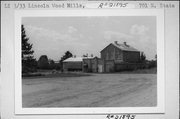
(22, 16, 156, 61)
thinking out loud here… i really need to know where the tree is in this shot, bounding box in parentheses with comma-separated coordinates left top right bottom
(49, 59, 55, 65)
(49, 59, 55, 69)
(60, 51, 73, 62)
(59, 51, 73, 70)
(22, 25, 37, 73)
(38, 55, 49, 69)
(64, 51, 73, 59)
(140, 52, 146, 62)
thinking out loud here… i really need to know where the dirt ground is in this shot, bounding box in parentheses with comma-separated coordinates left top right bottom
(22, 73, 157, 107)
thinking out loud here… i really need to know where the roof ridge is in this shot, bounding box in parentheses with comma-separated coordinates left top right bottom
(112, 42, 138, 52)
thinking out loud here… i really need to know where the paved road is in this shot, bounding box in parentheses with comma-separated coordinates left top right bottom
(22, 73, 156, 107)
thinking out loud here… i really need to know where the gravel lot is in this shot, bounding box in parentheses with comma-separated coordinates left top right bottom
(22, 73, 157, 107)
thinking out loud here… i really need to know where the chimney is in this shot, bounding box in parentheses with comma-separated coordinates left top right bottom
(114, 41, 118, 45)
(124, 42, 129, 47)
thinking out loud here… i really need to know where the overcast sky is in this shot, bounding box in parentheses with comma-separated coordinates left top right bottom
(22, 16, 156, 61)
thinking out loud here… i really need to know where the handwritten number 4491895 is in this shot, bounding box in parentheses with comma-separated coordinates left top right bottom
(106, 114, 136, 119)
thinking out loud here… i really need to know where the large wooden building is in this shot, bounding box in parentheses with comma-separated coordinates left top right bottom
(100, 41, 140, 72)
(101, 41, 140, 63)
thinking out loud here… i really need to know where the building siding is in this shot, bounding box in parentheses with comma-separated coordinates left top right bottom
(123, 51, 140, 63)
(63, 62, 82, 71)
(83, 58, 93, 72)
(101, 44, 123, 62)
(101, 44, 140, 63)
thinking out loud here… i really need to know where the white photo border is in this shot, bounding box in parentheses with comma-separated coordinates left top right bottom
(15, 9, 165, 114)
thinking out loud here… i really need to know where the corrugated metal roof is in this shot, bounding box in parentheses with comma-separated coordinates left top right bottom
(112, 43, 139, 52)
(63, 57, 95, 62)
(63, 57, 83, 62)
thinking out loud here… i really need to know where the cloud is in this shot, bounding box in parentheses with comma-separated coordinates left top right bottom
(129, 24, 153, 46)
(24, 25, 87, 60)
(130, 24, 149, 35)
(26, 25, 62, 42)
(25, 25, 80, 42)
(128, 25, 156, 60)
(24, 23, 155, 60)
(104, 31, 132, 41)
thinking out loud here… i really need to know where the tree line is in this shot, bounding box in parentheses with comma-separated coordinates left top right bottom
(22, 25, 73, 73)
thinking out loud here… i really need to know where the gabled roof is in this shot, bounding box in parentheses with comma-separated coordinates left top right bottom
(101, 42, 139, 52)
(112, 42, 139, 52)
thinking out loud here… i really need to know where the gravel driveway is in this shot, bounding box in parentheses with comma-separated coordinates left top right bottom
(22, 73, 156, 107)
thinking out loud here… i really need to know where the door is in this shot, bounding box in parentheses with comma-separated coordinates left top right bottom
(105, 61, 114, 72)
(98, 65, 102, 73)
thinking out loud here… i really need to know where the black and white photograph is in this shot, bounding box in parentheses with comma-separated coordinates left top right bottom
(13, 9, 165, 114)
(21, 16, 157, 108)
(1, 1, 179, 118)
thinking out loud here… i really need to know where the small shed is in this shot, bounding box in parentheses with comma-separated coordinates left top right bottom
(63, 57, 83, 71)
